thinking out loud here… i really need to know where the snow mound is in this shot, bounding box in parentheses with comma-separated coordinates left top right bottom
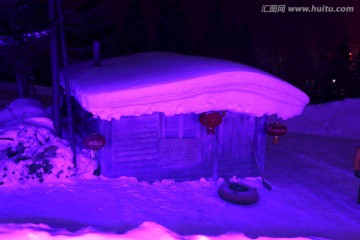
(0, 222, 314, 240)
(0, 98, 54, 130)
(0, 99, 77, 185)
(273, 98, 360, 140)
(0, 123, 75, 185)
(64, 52, 309, 120)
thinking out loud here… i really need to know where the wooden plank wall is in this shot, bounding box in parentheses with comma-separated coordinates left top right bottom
(99, 113, 161, 181)
(98, 112, 266, 181)
(216, 112, 259, 179)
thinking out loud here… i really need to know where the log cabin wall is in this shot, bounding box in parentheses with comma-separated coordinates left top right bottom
(97, 111, 266, 182)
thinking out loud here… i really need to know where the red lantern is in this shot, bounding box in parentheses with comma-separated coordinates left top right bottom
(84, 133, 106, 158)
(199, 111, 223, 135)
(266, 122, 287, 144)
(354, 147, 360, 174)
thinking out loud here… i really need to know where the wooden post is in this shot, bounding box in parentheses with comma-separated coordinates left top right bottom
(93, 41, 101, 66)
(48, 0, 62, 136)
(354, 147, 360, 173)
(16, 72, 29, 98)
(354, 147, 360, 204)
(56, 0, 77, 167)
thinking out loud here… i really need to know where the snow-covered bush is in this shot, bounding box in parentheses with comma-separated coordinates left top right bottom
(0, 98, 101, 185)
(0, 124, 75, 185)
(0, 98, 77, 185)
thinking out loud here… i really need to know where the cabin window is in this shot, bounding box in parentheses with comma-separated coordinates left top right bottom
(161, 113, 199, 139)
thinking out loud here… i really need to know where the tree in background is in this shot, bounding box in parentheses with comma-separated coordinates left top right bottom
(280, 31, 315, 95)
(0, 0, 50, 95)
(225, 22, 258, 67)
(323, 31, 352, 101)
(350, 50, 360, 98)
(154, 0, 190, 53)
(61, 0, 115, 61)
(120, 0, 149, 54)
(204, 0, 226, 58)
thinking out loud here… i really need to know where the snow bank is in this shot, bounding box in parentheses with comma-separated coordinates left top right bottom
(0, 98, 54, 130)
(64, 52, 309, 120)
(272, 98, 360, 140)
(0, 222, 313, 240)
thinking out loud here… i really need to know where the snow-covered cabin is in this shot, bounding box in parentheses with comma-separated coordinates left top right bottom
(64, 52, 309, 181)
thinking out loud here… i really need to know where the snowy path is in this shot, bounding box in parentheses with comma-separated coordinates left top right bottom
(265, 133, 359, 239)
(0, 133, 359, 240)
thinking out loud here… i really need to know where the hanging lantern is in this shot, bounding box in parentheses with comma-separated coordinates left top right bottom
(266, 121, 287, 144)
(199, 111, 223, 135)
(354, 147, 360, 178)
(83, 133, 106, 158)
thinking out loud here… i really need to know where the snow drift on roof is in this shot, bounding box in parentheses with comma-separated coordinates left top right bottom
(63, 52, 309, 120)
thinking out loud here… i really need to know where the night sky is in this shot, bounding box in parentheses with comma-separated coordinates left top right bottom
(0, 0, 359, 102)
(107, 0, 360, 49)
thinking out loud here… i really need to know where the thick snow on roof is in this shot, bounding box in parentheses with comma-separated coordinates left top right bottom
(65, 52, 309, 120)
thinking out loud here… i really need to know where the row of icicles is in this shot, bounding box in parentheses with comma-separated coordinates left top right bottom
(82, 111, 288, 158)
(198, 111, 287, 144)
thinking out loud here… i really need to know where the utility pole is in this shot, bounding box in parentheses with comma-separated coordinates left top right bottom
(48, 0, 62, 136)
(56, 0, 77, 168)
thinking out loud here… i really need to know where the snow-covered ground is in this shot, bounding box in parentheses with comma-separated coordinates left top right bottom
(0, 98, 359, 240)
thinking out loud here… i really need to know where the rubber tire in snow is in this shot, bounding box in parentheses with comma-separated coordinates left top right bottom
(218, 182, 259, 205)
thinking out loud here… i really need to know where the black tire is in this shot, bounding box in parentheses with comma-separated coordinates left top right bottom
(217, 182, 259, 205)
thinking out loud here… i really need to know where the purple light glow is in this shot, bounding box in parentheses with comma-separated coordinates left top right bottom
(0, 92, 359, 239)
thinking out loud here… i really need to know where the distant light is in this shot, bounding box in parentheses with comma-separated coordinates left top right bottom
(332, 79, 336, 83)
(22, 30, 49, 40)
